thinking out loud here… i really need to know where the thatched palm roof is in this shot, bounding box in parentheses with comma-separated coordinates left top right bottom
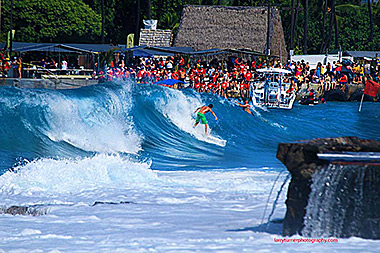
(174, 5, 288, 59)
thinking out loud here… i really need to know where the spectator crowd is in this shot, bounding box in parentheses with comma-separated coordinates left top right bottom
(1, 48, 380, 101)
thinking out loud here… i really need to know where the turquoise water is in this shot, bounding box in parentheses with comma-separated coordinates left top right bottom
(0, 80, 379, 175)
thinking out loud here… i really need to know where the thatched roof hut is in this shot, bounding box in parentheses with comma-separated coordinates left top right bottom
(174, 5, 288, 60)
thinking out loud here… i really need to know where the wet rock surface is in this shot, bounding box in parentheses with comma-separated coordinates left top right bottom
(276, 137, 380, 238)
(0, 205, 48, 216)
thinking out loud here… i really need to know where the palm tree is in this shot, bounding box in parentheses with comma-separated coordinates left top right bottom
(320, 0, 328, 53)
(325, 2, 334, 52)
(157, 0, 164, 24)
(294, 0, 300, 50)
(333, 0, 338, 49)
(368, 0, 374, 43)
(101, 0, 105, 43)
(147, 0, 151, 19)
(135, 0, 141, 45)
(303, 0, 308, 54)
(290, 0, 295, 51)
(324, 0, 339, 51)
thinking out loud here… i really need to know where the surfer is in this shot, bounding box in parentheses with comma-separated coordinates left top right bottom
(235, 100, 253, 115)
(193, 104, 217, 135)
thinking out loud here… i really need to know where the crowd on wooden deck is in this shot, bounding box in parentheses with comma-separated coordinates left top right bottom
(1, 49, 379, 101)
(96, 55, 380, 100)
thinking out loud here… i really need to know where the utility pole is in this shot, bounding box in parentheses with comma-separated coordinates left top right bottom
(262, 0, 280, 55)
(101, 0, 105, 44)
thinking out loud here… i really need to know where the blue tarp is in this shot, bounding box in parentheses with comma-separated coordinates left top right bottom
(154, 79, 184, 86)
(1, 42, 126, 53)
(3, 42, 266, 56)
(132, 48, 174, 57)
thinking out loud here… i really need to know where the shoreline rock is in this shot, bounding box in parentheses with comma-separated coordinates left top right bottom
(276, 137, 380, 237)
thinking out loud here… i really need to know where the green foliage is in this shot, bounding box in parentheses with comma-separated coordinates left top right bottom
(1, 0, 379, 53)
(280, 0, 380, 53)
(1, 0, 101, 43)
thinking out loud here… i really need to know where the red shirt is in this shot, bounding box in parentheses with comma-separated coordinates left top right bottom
(245, 72, 252, 81)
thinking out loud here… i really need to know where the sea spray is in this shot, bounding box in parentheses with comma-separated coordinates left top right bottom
(0, 154, 155, 196)
(303, 164, 367, 238)
(42, 82, 141, 154)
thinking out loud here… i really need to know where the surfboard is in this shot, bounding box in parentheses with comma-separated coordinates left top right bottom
(191, 130, 227, 147)
(203, 134, 227, 147)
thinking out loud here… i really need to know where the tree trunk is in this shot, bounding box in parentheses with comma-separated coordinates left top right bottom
(135, 0, 141, 45)
(332, 0, 338, 49)
(303, 0, 308, 54)
(290, 0, 295, 51)
(320, 0, 328, 53)
(147, 0, 151, 19)
(10, 0, 13, 54)
(294, 0, 300, 50)
(101, 0, 105, 44)
(157, 0, 163, 25)
(368, 0, 374, 43)
(0, 0, 2, 36)
(326, 2, 334, 52)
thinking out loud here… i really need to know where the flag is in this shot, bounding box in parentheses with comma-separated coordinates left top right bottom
(364, 80, 380, 97)
(127, 34, 134, 48)
(7, 30, 16, 49)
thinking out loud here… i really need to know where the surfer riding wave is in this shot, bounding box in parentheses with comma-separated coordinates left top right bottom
(193, 104, 217, 135)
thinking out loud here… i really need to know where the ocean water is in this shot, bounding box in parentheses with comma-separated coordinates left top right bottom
(0, 80, 379, 251)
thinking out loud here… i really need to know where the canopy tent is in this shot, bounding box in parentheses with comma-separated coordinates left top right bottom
(125, 46, 266, 57)
(131, 48, 174, 57)
(1, 42, 71, 53)
(1, 42, 126, 54)
(344, 51, 380, 59)
(125, 46, 193, 57)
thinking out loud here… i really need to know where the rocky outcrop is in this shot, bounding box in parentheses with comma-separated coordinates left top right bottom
(276, 137, 380, 237)
(0, 206, 48, 216)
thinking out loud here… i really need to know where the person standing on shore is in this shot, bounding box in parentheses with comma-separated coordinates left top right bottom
(193, 104, 217, 135)
(17, 58, 22, 78)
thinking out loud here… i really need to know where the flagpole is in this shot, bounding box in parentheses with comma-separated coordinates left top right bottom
(358, 93, 364, 112)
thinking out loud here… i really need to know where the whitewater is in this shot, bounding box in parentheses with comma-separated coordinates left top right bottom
(0, 80, 379, 251)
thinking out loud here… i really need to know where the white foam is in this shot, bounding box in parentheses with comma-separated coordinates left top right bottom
(19, 229, 42, 236)
(41, 86, 141, 154)
(0, 154, 155, 196)
(0, 169, 296, 251)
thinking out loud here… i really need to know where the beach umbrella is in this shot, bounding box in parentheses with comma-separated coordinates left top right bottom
(154, 79, 184, 86)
